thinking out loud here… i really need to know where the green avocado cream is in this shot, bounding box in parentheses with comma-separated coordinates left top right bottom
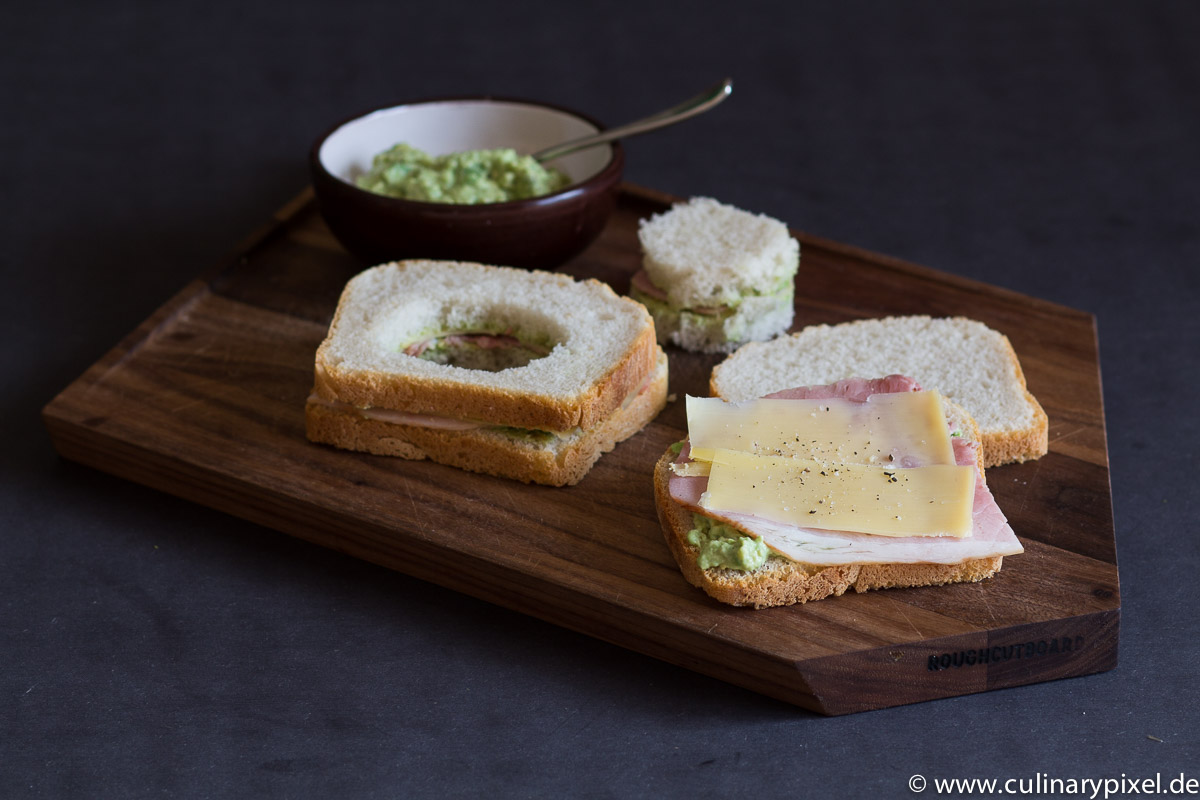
(489, 425, 558, 445)
(355, 143, 571, 204)
(686, 513, 770, 572)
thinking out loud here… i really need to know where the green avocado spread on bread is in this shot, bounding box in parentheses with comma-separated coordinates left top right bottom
(489, 425, 559, 445)
(686, 513, 770, 572)
(402, 324, 558, 372)
(630, 274, 793, 319)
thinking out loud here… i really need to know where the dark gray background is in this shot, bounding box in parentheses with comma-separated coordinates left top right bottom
(5, 1, 1197, 796)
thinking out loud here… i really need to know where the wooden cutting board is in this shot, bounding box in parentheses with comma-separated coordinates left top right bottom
(42, 185, 1119, 715)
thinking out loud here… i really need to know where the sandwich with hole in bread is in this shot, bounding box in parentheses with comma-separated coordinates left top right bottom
(306, 260, 668, 486)
(653, 317, 1046, 608)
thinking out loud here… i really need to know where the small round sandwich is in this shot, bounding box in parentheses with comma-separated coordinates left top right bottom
(630, 196, 800, 353)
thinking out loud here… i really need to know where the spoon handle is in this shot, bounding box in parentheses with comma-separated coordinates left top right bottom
(532, 78, 733, 163)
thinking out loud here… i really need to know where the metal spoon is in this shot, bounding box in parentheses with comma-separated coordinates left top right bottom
(531, 78, 733, 163)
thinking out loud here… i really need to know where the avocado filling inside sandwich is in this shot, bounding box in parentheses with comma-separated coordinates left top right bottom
(629, 269, 793, 319)
(488, 425, 560, 445)
(628, 272, 796, 316)
(402, 328, 559, 372)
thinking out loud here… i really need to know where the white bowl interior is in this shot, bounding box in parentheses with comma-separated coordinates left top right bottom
(319, 101, 614, 187)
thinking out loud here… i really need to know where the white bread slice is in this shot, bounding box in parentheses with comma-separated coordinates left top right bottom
(653, 397, 1004, 608)
(710, 316, 1048, 468)
(633, 197, 799, 352)
(309, 352, 668, 486)
(310, 260, 661, 433)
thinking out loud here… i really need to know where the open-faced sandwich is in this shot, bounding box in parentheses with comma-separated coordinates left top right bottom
(654, 374, 1025, 608)
(655, 316, 1046, 608)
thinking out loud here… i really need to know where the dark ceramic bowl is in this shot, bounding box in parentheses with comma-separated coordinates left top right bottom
(310, 97, 625, 270)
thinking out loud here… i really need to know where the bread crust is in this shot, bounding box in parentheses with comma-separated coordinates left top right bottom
(653, 452, 1004, 608)
(979, 350, 1049, 468)
(307, 355, 669, 486)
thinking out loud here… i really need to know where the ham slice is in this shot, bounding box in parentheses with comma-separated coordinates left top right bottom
(306, 394, 483, 431)
(630, 269, 668, 301)
(763, 374, 922, 402)
(669, 377, 1023, 566)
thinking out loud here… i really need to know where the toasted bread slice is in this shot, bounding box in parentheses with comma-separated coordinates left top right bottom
(710, 316, 1048, 468)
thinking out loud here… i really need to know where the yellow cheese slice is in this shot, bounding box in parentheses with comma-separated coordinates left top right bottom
(669, 460, 711, 477)
(686, 391, 956, 467)
(698, 448, 976, 537)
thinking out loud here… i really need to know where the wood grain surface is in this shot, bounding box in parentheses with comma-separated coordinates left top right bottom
(42, 185, 1119, 715)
